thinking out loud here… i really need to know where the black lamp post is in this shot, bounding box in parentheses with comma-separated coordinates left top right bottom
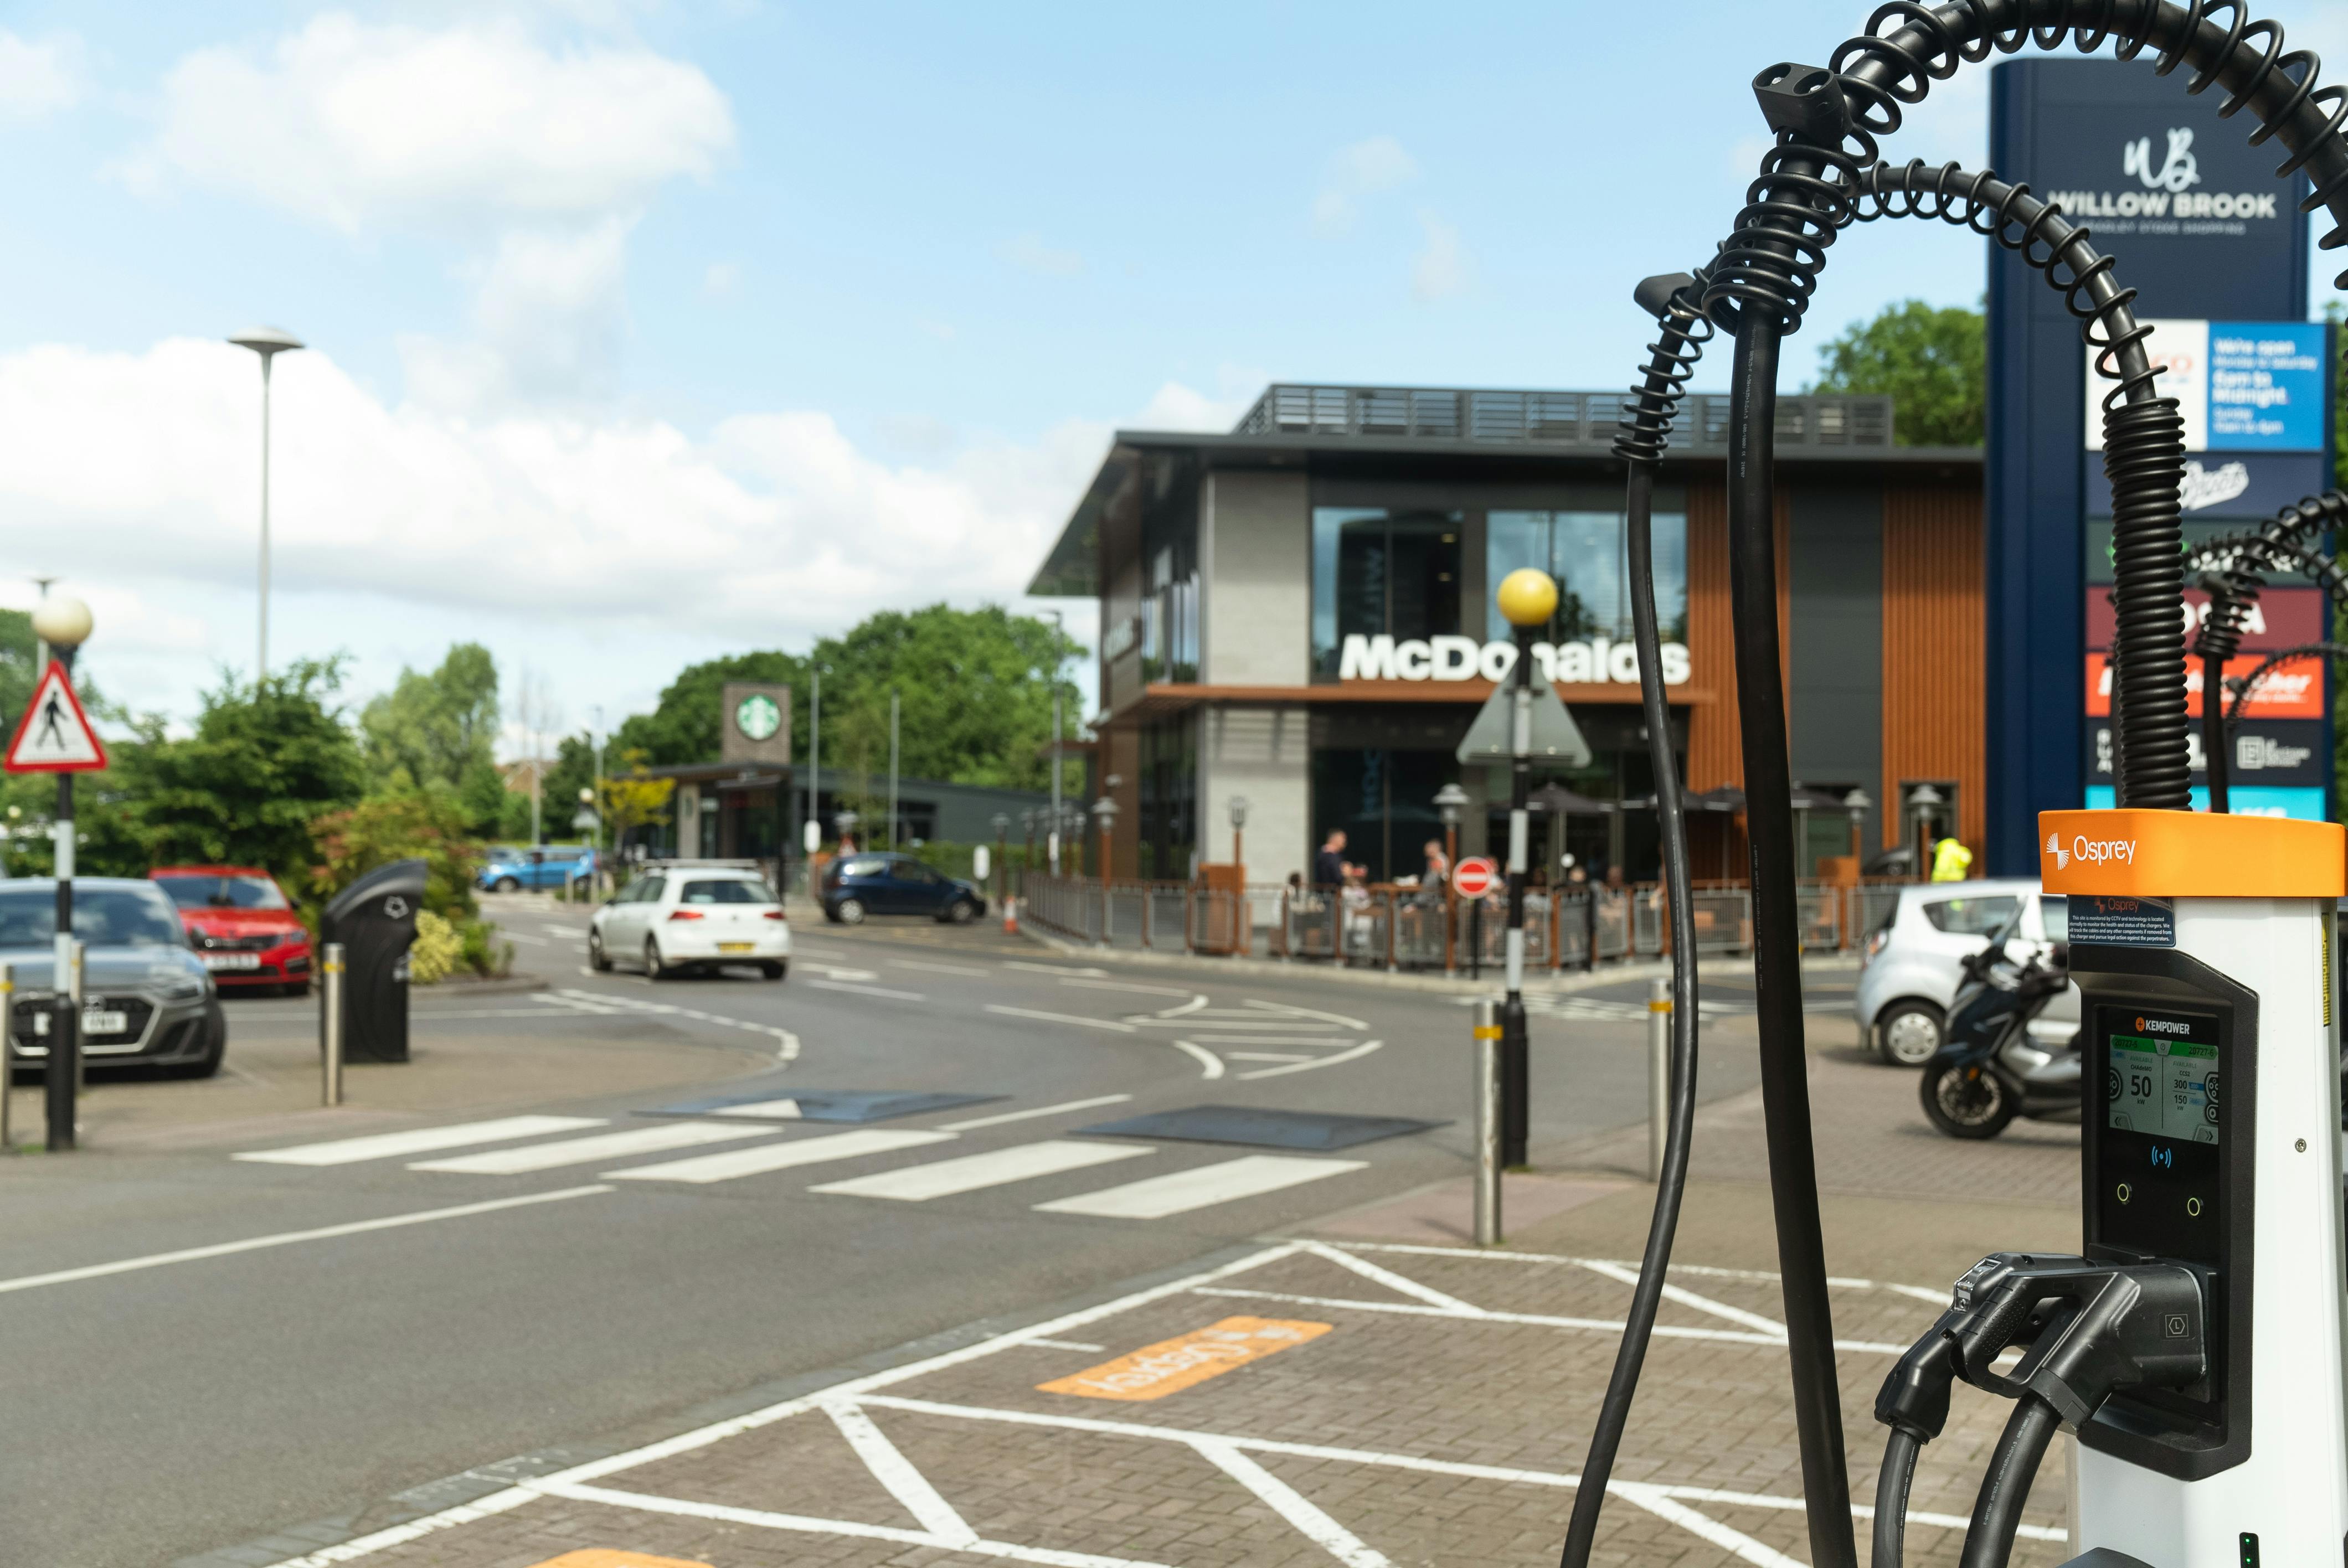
(1493, 569, 1558, 1168)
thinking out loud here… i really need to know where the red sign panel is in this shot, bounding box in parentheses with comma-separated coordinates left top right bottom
(1451, 856, 1500, 898)
(2084, 586, 2328, 652)
(2085, 652, 2324, 720)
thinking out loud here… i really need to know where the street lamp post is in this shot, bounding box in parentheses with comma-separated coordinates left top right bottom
(1840, 789, 1872, 952)
(1040, 610, 1065, 874)
(1494, 568, 1558, 1168)
(1228, 795, 1248, 873)
(31, 595, 92, 1153)
(228, 327, 303, 682)
(1021, 809, 1037, 885)
(1435, 781, 1469, 978)
(991, 813, 1011, 908)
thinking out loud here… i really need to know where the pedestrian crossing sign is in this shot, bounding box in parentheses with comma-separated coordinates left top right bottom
(5, 660, 106, 772)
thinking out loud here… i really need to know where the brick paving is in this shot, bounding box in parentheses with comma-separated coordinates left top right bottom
(234, 1022, 2087, 1568)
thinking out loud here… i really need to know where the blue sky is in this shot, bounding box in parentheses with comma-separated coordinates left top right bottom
(2, 0, 2342, 750)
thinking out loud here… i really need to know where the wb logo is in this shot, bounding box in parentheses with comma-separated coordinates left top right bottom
(2150, 1146, 2174, 1169)
(2123, 127, 2200, 193)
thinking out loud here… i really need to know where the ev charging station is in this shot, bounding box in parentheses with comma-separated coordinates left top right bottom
(1538, 5, 2348, 1567)
(2049, 811, 2348, 1556)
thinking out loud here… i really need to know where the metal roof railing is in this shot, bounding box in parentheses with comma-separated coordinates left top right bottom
(1230, 384, 1896, 451)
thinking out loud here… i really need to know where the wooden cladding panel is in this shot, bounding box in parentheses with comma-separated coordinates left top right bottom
(1881, 481, 1986, 853)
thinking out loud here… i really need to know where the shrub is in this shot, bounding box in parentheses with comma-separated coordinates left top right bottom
(410, 910, 462, 984)
(456, 917, 513, 979)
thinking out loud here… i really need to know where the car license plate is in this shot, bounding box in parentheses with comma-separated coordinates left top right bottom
(83, 1010, 127, 1035)
(203, 953, 262, 971)
(718, 942, 755, 954)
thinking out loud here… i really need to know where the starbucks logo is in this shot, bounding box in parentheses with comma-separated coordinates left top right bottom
(735, 693, 781, 742)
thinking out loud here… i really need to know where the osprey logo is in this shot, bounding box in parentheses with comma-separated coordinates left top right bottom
(2124, 127, 2200, 193)
(2046, 832, 2068, 870)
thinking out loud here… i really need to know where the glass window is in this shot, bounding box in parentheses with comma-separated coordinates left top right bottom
(0, 888, 186, 948)
(154, 874, 290, 910)
(1921, 895, 2021, 936)
(1311, 508, 1463, 679)
(636, 877, 666, 903)
(2037, 896, 2068, 942)
(840, 858, 887, 878)
(681, 879, 768, 904)
(898, 862, 942, 885)
(1487, 509, 1687, 643)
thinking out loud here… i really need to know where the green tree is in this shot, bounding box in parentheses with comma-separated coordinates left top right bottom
(309, 786, 480, 921)
(360, 642, 504, 834)
(612, 651, 809, 765)
(1808, 298, 1986, 447)
(127, 659, 367, 880)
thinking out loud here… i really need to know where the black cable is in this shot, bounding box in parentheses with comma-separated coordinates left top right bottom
(1957, 1395, 2062, 1568)
(2227, 639, 2348, 723)
(1872, 1426, 1922, 1568)
(1559, 275, 1709, 1568)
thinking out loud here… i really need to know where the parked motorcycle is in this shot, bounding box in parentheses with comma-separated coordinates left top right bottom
(1917, 916, 2078, 1139)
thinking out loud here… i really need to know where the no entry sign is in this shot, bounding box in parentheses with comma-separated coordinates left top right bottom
(1452, 856, 1500, 898)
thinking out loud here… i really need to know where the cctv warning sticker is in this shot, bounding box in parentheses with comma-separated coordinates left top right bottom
(2068, 894, 2175, 948)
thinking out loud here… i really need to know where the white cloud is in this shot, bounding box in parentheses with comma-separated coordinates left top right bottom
(1312, 135, 1417, 233)
(1000, 232, 1084, 277)
(0, 338, 1170, 726)
(0, 30, 82, 118)
(703, 260, 740, 299)
(128, 13, 733, 233)
(1411, 214, 1469, 301)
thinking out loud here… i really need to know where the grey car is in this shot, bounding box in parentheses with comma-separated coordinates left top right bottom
(1, 878, 227, 1078)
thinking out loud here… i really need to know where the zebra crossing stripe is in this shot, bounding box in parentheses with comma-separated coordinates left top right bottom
(604, 1129, 955, 1185)
(411, 1122, 775, 1175)
(233, 1116, 607, 1167)
(810, 1141, 1154, 1202)
(1036, 1156, 1365, 1219)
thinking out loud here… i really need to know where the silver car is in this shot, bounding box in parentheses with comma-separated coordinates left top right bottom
(1852, 879, 2077, 1065)
(1, 878, 227, 1077)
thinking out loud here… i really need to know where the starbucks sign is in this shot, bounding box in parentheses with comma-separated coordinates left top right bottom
(735, 693, 781, 741)
(720, 682, 792, 765)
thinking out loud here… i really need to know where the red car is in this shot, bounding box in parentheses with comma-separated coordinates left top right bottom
(150, 866, 314, 996)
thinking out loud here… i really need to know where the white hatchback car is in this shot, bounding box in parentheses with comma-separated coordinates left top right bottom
(1852, 879, 2074, 1064)
(588, 867, 790, 981)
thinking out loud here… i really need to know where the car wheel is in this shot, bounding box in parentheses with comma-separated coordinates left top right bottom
(588, 929, 613, 972)
(494, 876, 521, 894)
(761, 961, 786, 981)
(644, 938, 672, 981)
(835, 897, 866, 926)
(1920, 1063, 2016, 1139)
(172, 1005, 227, 1080)
(1876, 1001, 1945, 1066)
(946, 899, 976, 925)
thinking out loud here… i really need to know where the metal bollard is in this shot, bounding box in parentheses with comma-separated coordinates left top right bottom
(0, 961, 12, 1152)
(1472, 998, 1502, 1245)
(321, 942, 345, 1107)
(1647, 977, 1671, 1182)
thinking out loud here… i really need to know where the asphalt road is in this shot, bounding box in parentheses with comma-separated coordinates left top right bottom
(0, 901, 1769, 1567)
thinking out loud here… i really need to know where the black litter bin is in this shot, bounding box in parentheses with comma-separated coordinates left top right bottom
(320, 858, 426, 1064)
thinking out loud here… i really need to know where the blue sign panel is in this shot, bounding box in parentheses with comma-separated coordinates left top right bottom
(2085, 785, 2328, 821)
(2207, 322, 2326, 450)
(1988, 59, 2319, 873)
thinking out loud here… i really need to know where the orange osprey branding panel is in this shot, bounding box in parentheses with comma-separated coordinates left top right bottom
(2038, 809, 2346, 898)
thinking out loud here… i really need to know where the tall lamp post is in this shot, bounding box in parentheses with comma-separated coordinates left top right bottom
(991, 812, 1011, 907)
(1494, 568, 1558, 1169)
(1092, 795, 1118, 945)
(229, 327, 303, 681)
(1228, 795, 1248, 872)
(32, 595, 92, 1152)
(1842, 788, 1871, 863)
(1435, 782, 1469, 978)
(1040, 609, 1065, 873)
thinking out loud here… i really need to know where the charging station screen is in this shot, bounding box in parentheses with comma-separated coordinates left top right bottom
(2108, 1032, 2221, 1146)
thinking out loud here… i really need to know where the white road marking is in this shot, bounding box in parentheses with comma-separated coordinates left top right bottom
(807, 978, 928, 1001)
(1171, 1040, 1224, 1079)
(822, 1401, 980, 1546)
(984, 1004, 1135, 1033)
(1573, 1257, 1790, 1337)
(540, 925, 586, 938)
(1190, 1438, 1391, 1568)
(1003, 961, 1109, 977)
(1225, 1053, 1310, 1062)
(233, 1116, 605, 1167)
(497, 931, 549, 945)
(0, 1187, 610, 1298)
(1301, 1241, 1487, 1316)
(1241, 998, 1369, 1029)
(935, 1094, 1131, 1133)
(1188, 1286, 1906, 1354)
(535, 992, 623, 1015)
(1018, 1338, 1106, 1353)
(1037, 1155, 1363, 1219)
(411, 1122, 772, 1174)
(1057, 977, 1201, 998)
(813, 966, 881, 982)
(708, 1097, 803, 1119)
(606, 1128, 955, 1184)
(811, 1141, 1152, 1202)
(1238, 1038, 1383, 1080)
(1182, 1034, 1351, 1046)
(552, 989, 800, 1065)
(1319, 1241, 1952, 1302)
(893, 959, 990, 977)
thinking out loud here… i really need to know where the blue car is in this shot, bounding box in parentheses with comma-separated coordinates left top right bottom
(478, 845, 598, 893)
(820, 853, 986, 925)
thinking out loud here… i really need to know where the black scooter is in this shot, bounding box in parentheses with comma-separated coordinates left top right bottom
(1917, 921, 2078, 1140)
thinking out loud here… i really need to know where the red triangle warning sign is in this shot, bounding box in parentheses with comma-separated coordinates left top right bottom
(6, 661, 107, 773)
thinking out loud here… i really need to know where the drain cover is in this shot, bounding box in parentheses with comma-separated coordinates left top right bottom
(643, 1090, 1001, 1124)
(1076, 1105, 1444, 1151)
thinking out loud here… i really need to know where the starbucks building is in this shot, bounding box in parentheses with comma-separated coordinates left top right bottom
(1028, 383, 1991, 889)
